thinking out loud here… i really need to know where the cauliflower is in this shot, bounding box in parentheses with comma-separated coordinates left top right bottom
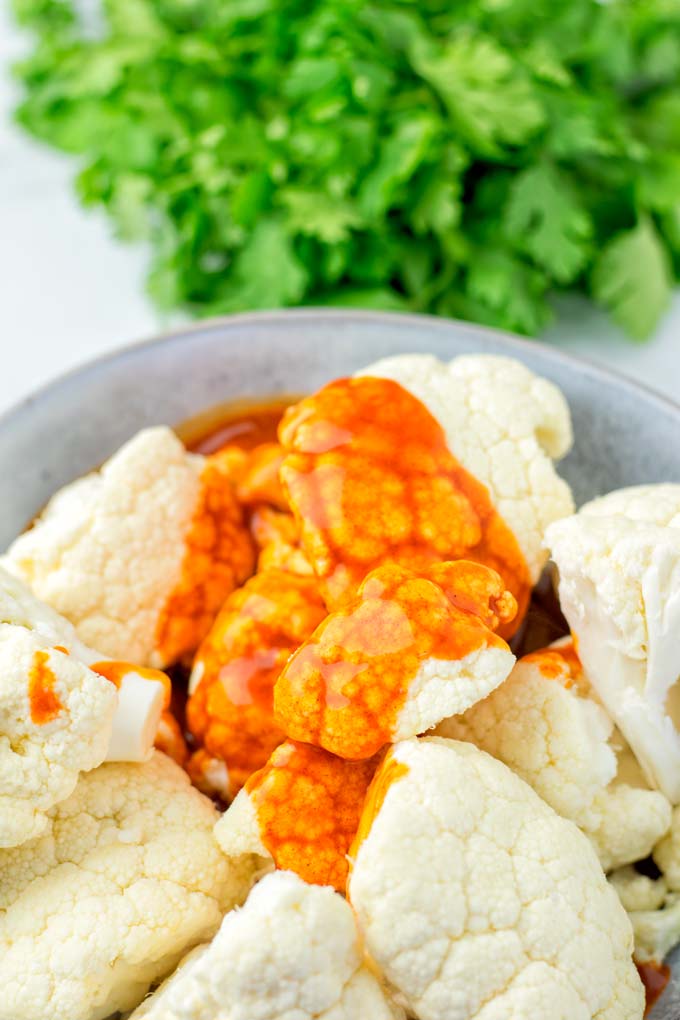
(0, 567, 166, 848)
(274, 561, 515, 760)
(439, 641, 671, 871)
(130, 871, 404, 1020)
(361, 352, 574, 585)
(0, 752, 250, 1020)
(249, 505, 312, 575)
(215, 740, 377, 892)
(609, 867, 668, 913)
(186, 569, 326, 799)
(581, 483, 680, 529)
(628, 895, 680, 965)
(279, 366, 571, 634)
(546, 492, 680, 802)
(348, 737, 644, 1020)
(4, 427, 254, 667)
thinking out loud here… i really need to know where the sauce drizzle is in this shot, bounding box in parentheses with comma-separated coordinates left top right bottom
(279, 376, 531, 635)
(28, 650, 64, 725)
(245, 740, 378, 892)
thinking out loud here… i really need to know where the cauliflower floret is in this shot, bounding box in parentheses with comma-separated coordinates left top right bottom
(130, 871, 404, 1020)
(279, 365, 571, 635)
(274, 562, 516, 760)
(348, 737, 644, 1020)
(215, 740, 377, 892)
(609, 867, 668, 913)
(581, 484, 680, 529)
(627, 895, 680, 965)
(0, 752, 251, 1020)
(0, 566, 120, 848)
(186, 569, 326, 799)
(546, 497, 680, 802)
(361, 353, 574, 584)
(439, 642, 671, 871)
(4, 428, 254, 667)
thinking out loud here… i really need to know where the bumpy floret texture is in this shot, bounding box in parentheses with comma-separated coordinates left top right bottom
(361, 353, 574, 583)
(4, 428, 254, 667)
(0, 752, 251, 1020)
(0, 567, 117, 849)
(130, 871, 404, 1020)
(547, 506, 680, 803)
(348, 737, 644, 1020)
(440, 643, 671, 871)
(581, 484, 680, 529)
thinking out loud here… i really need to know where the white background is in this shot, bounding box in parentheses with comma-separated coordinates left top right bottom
(1, 6, 678, 417)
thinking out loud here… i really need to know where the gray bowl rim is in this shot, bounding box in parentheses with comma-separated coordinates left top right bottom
(2, 307, 679, 432)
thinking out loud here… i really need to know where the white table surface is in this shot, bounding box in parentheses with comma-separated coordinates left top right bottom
(1, 9, 678, 418)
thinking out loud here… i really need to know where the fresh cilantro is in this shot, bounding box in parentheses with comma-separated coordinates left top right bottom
(11, 0, 680, 339)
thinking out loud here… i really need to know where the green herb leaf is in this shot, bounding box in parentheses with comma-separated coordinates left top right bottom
(592, 217, 672, 340)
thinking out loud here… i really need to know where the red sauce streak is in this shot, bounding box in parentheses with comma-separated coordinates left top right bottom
(28, 650, 64, 725)
(186, 569, 326, 796)
(637, 961, 670, 1015)
(279, 376, 531, 636)
(274, 561, 515, 760)
(245, 740, 378, 891)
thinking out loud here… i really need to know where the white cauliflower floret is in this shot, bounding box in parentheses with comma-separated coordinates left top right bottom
(582, 484, 680, 529)
(439, 642, 671, 871)
(0, 567, 169, 848)
(547, 500, 680, 802)
(0, 567, 117, 848)
(0, 752, 250, 1020)
(627, 895, 680, 965)
(131, 871, 404, 1020)
(348, 737, 644, 1020)
(609, 867, 668, 913)
(4, 427, 253, 667)
(361, 353, 574, 582)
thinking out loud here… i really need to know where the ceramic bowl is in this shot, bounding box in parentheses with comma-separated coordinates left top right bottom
(1, 309, 679, 1015)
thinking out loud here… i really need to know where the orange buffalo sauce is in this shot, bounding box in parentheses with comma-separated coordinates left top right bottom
(28, 650, 64, 724)
(637, 961, 670, 1015)
(154, 454, 256, 666)
(274, 561, 515, 760)
(279, 376, 531, 635)
(522, 640, 581, 687)
(245, 740, 378, 892)
(186, 570, 327, 796)
(91, 661, 172, 703)
(182, 399, 294, 456)
(350, 751, 409, 862)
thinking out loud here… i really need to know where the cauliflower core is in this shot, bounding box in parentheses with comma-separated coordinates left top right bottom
(279, 372, 535, 633)
(5, 427, 254, 667)
(440, 641, 671, 871)
(186, 569, 326, 799)
(0, 752, 250, 1020)
(360, 353, 574, 591)
(215, 740, 377, 892)
(130, 870, 404, 1020)
(274, 561, 516, 760)
(547, 485, 680, 802)
(348, 737, 644, 1020)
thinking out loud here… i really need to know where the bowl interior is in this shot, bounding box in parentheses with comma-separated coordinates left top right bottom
(1, 309, 679, 1015)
